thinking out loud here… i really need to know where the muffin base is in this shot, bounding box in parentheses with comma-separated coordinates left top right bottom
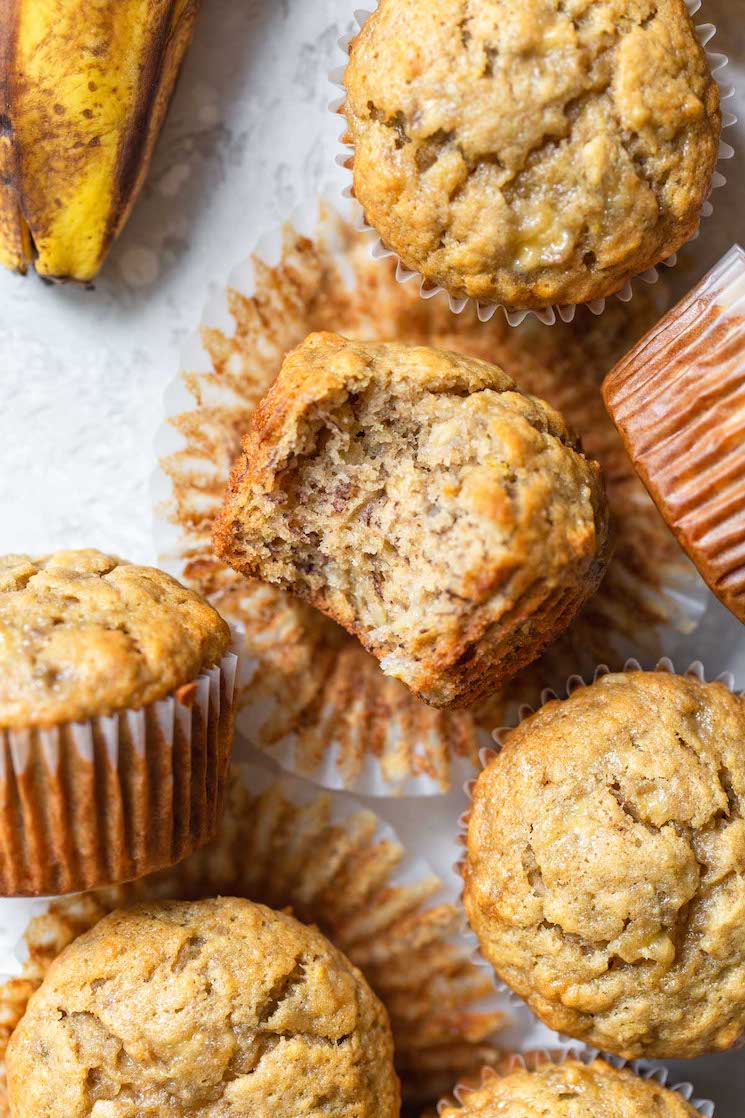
(0, 653, 237, 896)
(604, 244, 745, 625)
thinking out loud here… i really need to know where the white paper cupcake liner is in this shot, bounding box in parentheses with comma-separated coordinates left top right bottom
(455, 656, 740, 1040)
(0, 760, 508, 1111)
(436, 1047, 715, 1117)
(0, 653, 237, 898)
(331, 1, 736, 326)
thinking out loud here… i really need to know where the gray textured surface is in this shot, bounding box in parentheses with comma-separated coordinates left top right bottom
(1, 0, 744, 1109)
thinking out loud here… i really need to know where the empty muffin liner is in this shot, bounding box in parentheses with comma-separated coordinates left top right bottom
(331, 1, 736, 326)
(0, 761, 508, 1112)
(436, 1048, 715, 1117)
(152, 201, 710, 797)
(455, 656, 740, 1027)
(0, 653, 237, 898)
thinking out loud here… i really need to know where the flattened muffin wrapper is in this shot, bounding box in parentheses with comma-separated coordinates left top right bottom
(153, 201, 710, 798)
(0, 653, 237, 898)
(456, 656, 739, 1026)
(437, 1048, 715, 1116)
(331, 2, 736, 327)
(0, 760, 510, 1110)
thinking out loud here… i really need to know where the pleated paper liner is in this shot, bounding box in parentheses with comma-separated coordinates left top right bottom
(153, 202, 709, 797)
(455, 657, 740, 1050)
(0, 653, 237, 897)
(331, 2, 736, 327)
(0, 762, 508, 1113)
(604, 243, 745, 626)
(436, 1049, 715, 1117)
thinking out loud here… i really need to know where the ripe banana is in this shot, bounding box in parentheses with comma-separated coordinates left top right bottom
(0, 0, 199, 282)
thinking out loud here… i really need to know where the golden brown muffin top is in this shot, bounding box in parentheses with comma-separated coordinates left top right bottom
(6, 897, 400, 1118)
(0, 549, 230, 728)
(214, 332, 609, 708)
(343, 0, 721, 309)
(439, 1057, 699, 1116)
(464, 670, 745, 1058)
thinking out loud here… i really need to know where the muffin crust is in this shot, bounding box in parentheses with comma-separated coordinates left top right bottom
(464, 670, 745, 1057)
(343, 0, 722, 308)
(213, 333, 609, 708)
(439, 1057, 700, 1116)
(0, 549, 230, 728)
(6, 897, 400, 1118)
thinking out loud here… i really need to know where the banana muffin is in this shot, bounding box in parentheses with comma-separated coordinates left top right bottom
(6, 897, 401, 1118)
(439, 1056, 701, 1117)
(0, 549, 230, 726)
(464, 669, 745, 1058)
(342, 0, 722, 309)
(604, 244, 745, 626)
(213, 333, 610, 709)
(0, 549, 235, 895)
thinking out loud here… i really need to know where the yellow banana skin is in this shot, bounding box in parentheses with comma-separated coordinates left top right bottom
(0, 0, 199, 282)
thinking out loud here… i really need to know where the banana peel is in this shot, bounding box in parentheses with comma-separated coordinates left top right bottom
(0, 0, 199, 283)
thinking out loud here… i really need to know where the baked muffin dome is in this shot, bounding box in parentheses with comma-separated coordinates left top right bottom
(6, 897, 401, 1118)
(343, 0, 722, 309)
(464, 670, 745, 1058)
(213, 332, 610, 709)
(0, 549, 230, 727)
(439, 1057, 700, 1117)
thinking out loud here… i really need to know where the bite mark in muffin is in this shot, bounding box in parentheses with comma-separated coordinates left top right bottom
(214, 333, 610, 708)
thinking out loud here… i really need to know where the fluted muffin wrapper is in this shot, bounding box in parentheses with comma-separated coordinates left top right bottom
(603, 243, 745, 625)
(152, 201, 709, 799)
(331, 2, 736, 327)
(0, 653, 237, 897)
(455, 656, 740, 1026)
(0, 760, 509, 1111)
(436, 1048, 715, 1117)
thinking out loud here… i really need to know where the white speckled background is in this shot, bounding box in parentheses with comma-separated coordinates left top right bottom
(1, 0, 744, 1111)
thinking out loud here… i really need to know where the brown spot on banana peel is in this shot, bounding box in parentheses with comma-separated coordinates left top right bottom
(0, 1, 32, 274)
(0, 0, 200, 284)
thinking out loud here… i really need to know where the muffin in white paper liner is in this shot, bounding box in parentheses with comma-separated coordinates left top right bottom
(331, 1, 736, 327)
(0, 761, 508, 1113)
(0, 652, 237, 898)
(456, 657, 743, 1062)
(153, 202, 709, 797)
(435, 1048, 715, 1117)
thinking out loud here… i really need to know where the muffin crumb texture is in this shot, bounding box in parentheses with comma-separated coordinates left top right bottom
(465, 671, 745, 1057)
(6, 897, 400, 1118)
(439, 1057, 700, 1116)
(214, 333, 609, 708)
(344, 0, 721, 308)
(0, 549, 230, 728)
